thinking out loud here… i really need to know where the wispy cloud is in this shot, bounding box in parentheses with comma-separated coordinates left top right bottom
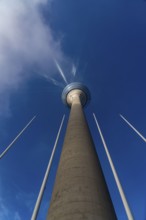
(0, 197, 22, 220)
(16, 191, 36, 212)
(0, 0, 64, 117)
(0, 177, 36, 220)
(14, 212, 21, 220)
(0, 200, 9, 219)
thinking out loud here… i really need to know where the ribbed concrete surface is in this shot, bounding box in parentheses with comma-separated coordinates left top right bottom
(47, 97, 117, 220)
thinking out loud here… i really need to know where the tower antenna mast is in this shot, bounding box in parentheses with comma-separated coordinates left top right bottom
(0, 115, 36, 159)
(93, 113, 134, 220)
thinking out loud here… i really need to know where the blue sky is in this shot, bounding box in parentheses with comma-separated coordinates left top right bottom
(0, 0, 146, 219)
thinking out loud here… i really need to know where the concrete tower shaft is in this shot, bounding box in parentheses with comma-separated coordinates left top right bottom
(47, 83, 117, 220)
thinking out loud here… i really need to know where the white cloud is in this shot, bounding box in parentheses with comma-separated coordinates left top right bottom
(0, 0, 64, 117)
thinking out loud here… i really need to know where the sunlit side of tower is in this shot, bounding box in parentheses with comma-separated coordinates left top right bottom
(47, 82, 117, 220)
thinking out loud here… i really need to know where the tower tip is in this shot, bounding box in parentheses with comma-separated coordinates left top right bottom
(62, 82, 90, 107)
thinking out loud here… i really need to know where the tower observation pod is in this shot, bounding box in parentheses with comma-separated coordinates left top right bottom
(47, 82, 117, 220)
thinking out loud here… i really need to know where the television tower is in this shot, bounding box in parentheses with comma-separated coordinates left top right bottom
(47, 82, 117, 220)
